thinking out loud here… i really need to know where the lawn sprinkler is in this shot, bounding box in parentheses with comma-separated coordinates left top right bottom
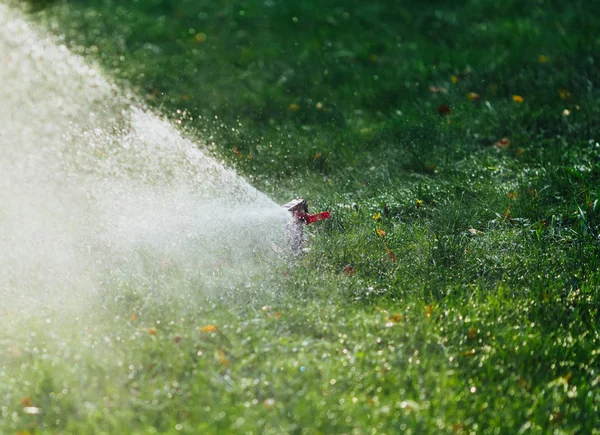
(282, 198, 331, 255)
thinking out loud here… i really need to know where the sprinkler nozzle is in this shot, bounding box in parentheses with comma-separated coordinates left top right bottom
(282, 198, 330, 255)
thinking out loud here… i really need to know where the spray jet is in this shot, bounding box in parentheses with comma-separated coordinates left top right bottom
(282, 198, 330, 254)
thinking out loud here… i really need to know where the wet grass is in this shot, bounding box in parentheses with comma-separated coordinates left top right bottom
(3, 0, 600, 433)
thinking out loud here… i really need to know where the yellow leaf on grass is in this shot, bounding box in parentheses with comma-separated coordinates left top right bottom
(373, 212, 381, 221)
(425, 305, 433, 317)
(376, 228, 386, 237)
(450, 75, 459, 84)
(387, 313, 403, 323)
(559, 89, 571, 100)
(217, 350, 230, 367)
(466, 92, 481, 101)
(288, 103, 300, 111)
(512, 95, 524, 103)
(200, 325, 217, 333)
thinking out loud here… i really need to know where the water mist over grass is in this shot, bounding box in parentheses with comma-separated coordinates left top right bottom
(0, 5, 290, 425)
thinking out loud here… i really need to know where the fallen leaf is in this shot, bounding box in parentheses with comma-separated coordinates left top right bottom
(173, 335, 181, 344)
(437, 104, 451, 115)
(217, 350, 230, 367)
(233, 146, 243, 158)
(312, 152, 322, 160)
(376, 228, 386, 237)
(512, 95, 524, 103)
(466, 92, 481, 101)
(343, 265, 356, 276)
(494, 138, 510, 149)
(373, 212, 381, 221)
(387, 313, 403, 323)
(147, 327, 157, 336)
(425, 304, 433, 317)
(559, 89, 571, 100)
(387, 249, 397, 262)
(130, 313, 138, 321)
(467, 228, 483, 236)
(416, 199, 424, 207)
(200, 325, 217, 333)
(20, 397, 33, 408)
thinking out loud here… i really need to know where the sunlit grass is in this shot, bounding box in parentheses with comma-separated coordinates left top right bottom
(3, 0, 600, 433)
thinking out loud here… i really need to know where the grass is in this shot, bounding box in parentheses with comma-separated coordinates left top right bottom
(3, 0, 600, 433)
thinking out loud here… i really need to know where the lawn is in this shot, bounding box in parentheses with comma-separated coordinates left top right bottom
(3, 0, 600, 433)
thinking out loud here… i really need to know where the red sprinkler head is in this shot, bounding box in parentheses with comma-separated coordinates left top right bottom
(281, 198, 331, 255)
(281, 198, 331, 225)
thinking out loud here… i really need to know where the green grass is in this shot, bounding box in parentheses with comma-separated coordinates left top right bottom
(3, 0, 600, 433)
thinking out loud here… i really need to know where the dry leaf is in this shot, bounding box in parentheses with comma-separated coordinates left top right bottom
(217, 350, 230, 367)
(387, 249, 397, 262)
(386, 313, 403, 323)
(494, 138, 510, 149)
(343, 265, 356, 276)
(437, 104, 451, 115)
(512, 95, 524, 103)
(425, 305, 433, 317)
(467, 228, 483, 236)
(200, 325, 217, 333)
(376, 228, 386, 237)
(559, 89, 571, 100)
(147, 327, 157, 336)
(373, 212, 381, 221)
(466, 92, 481, 101)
